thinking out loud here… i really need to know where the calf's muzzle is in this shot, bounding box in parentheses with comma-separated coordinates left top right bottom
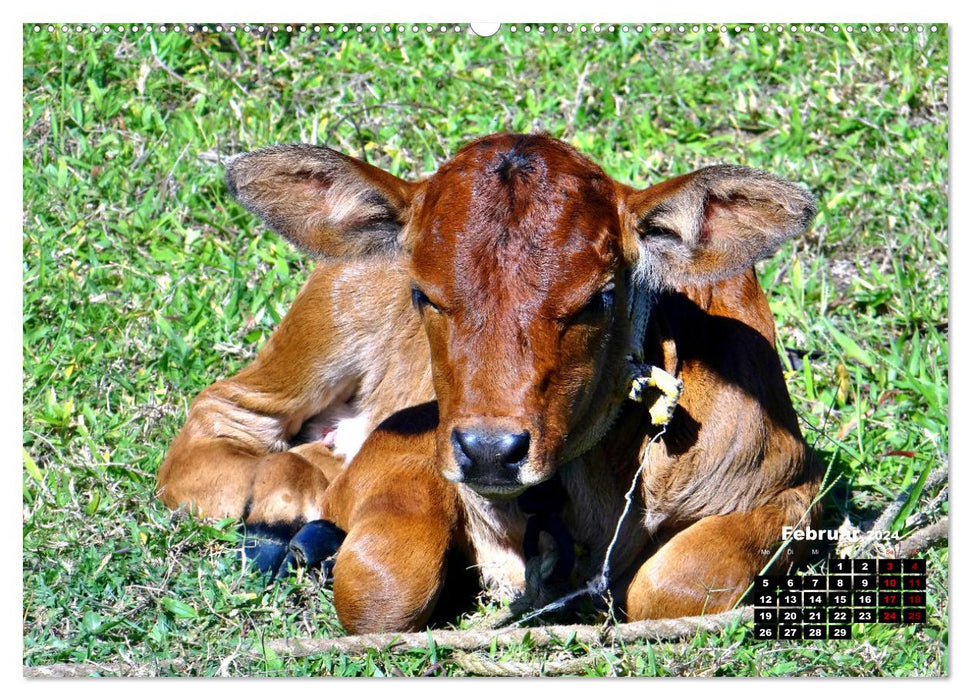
(450, 425, 531, 491)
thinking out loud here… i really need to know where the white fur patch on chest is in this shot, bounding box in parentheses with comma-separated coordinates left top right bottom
(294, 403, 370, 463)
(330, 413, 370, 462)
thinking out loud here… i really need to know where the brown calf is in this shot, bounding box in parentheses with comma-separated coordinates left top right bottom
(157, 134, 821, 633)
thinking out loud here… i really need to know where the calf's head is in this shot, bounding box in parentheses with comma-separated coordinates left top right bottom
(227, 134, 815, 498)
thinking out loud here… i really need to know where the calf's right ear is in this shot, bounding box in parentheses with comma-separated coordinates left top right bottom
(225, 145, 417, 258)
(622, 165, 816, 289)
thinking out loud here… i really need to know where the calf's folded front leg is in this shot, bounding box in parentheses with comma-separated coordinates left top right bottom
(625, 487, 819, 620)
(322, 403, 460, 634)
(157, 265, 366, 525)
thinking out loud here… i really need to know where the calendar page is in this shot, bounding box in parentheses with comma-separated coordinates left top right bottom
(22, 19, 949, 679)
(754, 558, 929, 640)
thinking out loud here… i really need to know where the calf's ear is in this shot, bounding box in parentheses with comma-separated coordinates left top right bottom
(225, 145, 416, 258)
(622, 166, 816, 288)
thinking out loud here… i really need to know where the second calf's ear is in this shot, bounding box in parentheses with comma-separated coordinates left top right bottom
(622, 165, 816, 289)
(225, 145, 417, 258)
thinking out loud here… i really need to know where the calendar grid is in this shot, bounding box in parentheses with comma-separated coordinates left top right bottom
(753, 558, 927, 640)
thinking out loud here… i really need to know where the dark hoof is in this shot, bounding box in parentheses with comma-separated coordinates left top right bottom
(239, 524, 294, 576)
(289, 519, 346, 567)
(276, 520, 346, 578)
(240, 520, 346, 580)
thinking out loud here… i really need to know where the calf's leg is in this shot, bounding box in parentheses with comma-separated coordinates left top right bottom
(625, 486, 818, 619)
(322, 403, 460, 634)
(157, 266, 361, 527)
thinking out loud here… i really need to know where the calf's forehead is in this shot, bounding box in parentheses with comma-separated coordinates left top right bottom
(409, 135, 624, 300)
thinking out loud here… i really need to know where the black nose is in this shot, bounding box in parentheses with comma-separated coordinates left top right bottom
(451, 427, 530, 483)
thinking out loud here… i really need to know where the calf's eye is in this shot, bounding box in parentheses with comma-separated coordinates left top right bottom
(573, 281, 615, 322)
(411, 285, 440, 314)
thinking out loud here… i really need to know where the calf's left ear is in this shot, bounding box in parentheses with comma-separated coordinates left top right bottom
(225, 145, 416, 259)
(622, 166, 816, 289)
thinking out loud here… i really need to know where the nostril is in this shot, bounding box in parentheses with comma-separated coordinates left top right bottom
(452, 427, 530, 476)
(501, 431, 530, 467)
(452, 428, 476, 469)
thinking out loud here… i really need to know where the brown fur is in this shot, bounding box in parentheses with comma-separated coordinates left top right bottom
(158, 134, 821, 634)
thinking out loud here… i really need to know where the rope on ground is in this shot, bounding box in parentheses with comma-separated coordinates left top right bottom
(23, 659, 185, 678)
(450, 650, 603, 676)
(261, 607, 754, 659)
(894, 516, 948, 558)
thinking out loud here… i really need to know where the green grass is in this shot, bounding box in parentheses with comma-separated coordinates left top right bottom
(23, 23, 948, 676)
